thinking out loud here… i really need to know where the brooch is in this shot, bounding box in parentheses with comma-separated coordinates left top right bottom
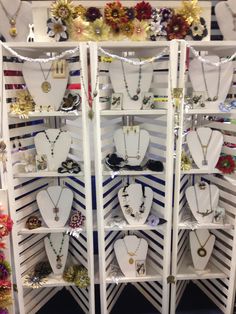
(69, 211, 85, 229)
(58, 159, 81, 174)
(26, 216, 42, 230)
(60, 92, 81, 112)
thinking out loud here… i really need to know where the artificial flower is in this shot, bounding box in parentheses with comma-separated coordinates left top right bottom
(135, 1, 152, 21)
(70, 17, 90, 41)
(0, 243, 5, 250)
(0, 309, 8, 314)
(104, 1, 127, 28)
(0, 214, 13, 238)
(0, 291, 12, 308)
(50, 0, 74, 21)
(125, 7, 136, 21)
(181, 151, 192, 171)
(88, 18, 111, 41)
(85, 7, 102, 22)
(73, 5, 86, 19)
(47, 17, 69, 41)
(10, 89, 35, 118)
(0, 260, 11, 280)
(130, 18, 149, 41)
(16, 90, 34, 106)
(0, 280, 11, 291)
(120, 22, 134, 38)
(177, 0, 202, 25)
(158, 7, 173, 22)
(216, 155, 235, 174)
(166, 14, 189, 40)
(189, 17, 208, 40)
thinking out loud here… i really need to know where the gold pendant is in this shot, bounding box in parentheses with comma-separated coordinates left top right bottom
(129, 257, 134, 264)
(41, 81, 51, 93)
(9, 26, 17, 37)
(197, 247, 207, 257)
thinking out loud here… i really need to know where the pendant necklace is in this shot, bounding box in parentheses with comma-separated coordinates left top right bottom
(193, 230, 212, 257)
(225, 2, 236, 31)
(123, 237, 141, 265)
(39, 63, 53, 93)
(0, 0, 21, 38)
(194, 183, 213, 217)
(122, 185, 146, 221)
(121, 61, 142, 101)
(43, 129, 63, 156)
(201, 62, 221, 101)
(45, 188, 64, 222)
(123, 129, 141, 161)
(195, 129, 213, 166)
(48, 233, 65, 269)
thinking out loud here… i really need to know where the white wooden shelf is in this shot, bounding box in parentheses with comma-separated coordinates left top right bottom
(104, 223, 166, 232)
(103, 168, 165, 177)
(18, 226, 85, 235)
(13, 171, 84, 178)
(9, 111, 81, 119)
(100, 109, 167, 116)
(185, 108, 236, 115)
(178, 221, 233, 230)
(22, 275, 75, 288)
(181, 168, 220, 175)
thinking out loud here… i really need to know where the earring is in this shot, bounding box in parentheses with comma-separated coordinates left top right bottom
(12, 140, 16, 149)
(39, 105, 43, 112)
(18, 137, 22, 150)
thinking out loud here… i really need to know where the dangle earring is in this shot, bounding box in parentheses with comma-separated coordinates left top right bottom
(18, 137, 22, 150)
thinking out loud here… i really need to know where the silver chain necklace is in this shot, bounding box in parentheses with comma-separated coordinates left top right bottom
(201, 62, 221, 101)
(0, 0, 22, 37)
(45, 188, 64, 222)
(225, 2, 236, 31)
(48, 233, 65, 269)
(121, 61, 142, 101)
(123, 130, 141, 161)
(193, 230, 212, 257)
(123, 237, 141, 265)
(194, 184, 213, 217)
(196, 129, 213, 166)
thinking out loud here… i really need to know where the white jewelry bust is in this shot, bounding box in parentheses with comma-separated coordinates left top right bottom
(0, 0, 32, 42)
(215, 0, 236, 40)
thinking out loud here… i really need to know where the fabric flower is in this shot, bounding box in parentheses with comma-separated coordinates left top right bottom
(159, 7, 173, 22)
(147, 214, 160, 227)
(0, 243, 5, 250)
(47, 17, 69, 41)
(216, 155, 235, 174)
(73, 5, 86, 19)
(85, 7, 102, 22)
(189, 17, 208, 40)
(50, 0, 74, 21)
(0, 214, 13, 238)
(177, 0, 202, 25)
(130, 18, 149, 41)
(0, 308, 8, 314)
(104, 1, 128, 28)
(125, 7, 136, 21)
(0, 260, 11, 280)
(0, 280, 11, 291)
(135, 1, 152, 20)
(70, 17, 89, 41)
(166, 14, 189, 40)
(88, 18, 111, 41)
(120, 22, 134, 38)
(0, 291, 12, 308)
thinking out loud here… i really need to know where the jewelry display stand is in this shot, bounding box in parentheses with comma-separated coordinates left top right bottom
(215, 0, 236, 40)
(0, 0, 32, 41)
(189, 56, 233, 108)
(189, 230, 215, 271)
(36, 186, 73, 228)
(185, 183, 219, 224)
(22, 61, 69, 110)
(118, 183, 153, 225)
(109, 59, 153, 110)
(114, 126, 150, 166)
(34, 129, 72, 171)
(114, 235, 148, 277)
(44, 233, 69, 276)
(186, 127, 223, 170)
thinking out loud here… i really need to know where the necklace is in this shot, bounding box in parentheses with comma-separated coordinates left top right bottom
(195, 129, 213, 166)
(194, 184, 213, 217)
(0, 1, 21, 38)
(43, 130, 63, 156)
(123, 130, 141, 161)
(121, 61, 142, 101)
(193, 230, 212, 257)
(225, 2, 236, 31)
(122, 184, 146, 220)
(201, 62, 221, 101)
(45, 188, 64, 222)
(123, 237, 141, 265)
(48, 233, 65, 269)
(39, 63, 53, 93)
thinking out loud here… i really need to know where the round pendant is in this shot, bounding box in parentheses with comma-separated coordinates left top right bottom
(55, 216, 59, 222)
(129, 257, 134, 264)
(9, 27, 17, 37)
(56, 263, 62, 269)
(132, 95, 139, 101)
(197, 247, 207, 257)
(41, 81, 51, 93)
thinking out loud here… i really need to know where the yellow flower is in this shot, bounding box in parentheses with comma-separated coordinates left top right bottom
(10, 90, 35, 117)
(120, 22, 134, 38)
(130, 18, 149, 41)
(73, 5, 86, 19)
(51, 0, 74, 21)
(88, 18, 111, 41)
(70, 17, 89, 41)
(17, 90, 34, 105)
(176, 0, 202, 25)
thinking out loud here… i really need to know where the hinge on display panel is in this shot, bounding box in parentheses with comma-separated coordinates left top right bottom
(167, 275, 176, 284)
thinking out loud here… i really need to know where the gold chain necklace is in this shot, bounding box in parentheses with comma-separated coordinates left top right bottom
(123, 237, 141, 265)
(196, 129, 213, 166)
(194, 230, 212, 257)
(39, 63, 53, 93)
(0, 0, 22, 38)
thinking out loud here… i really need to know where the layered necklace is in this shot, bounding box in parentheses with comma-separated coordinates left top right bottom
(45, 188, 64, 222)
(48, 233, 65, 269)
(39, 63, 53, 93)
(194, 183, 213, 217)
(122, 185, 146, 221)
(193, 230, 212, 257)
(0, 0, 22, 38)
(43, 130, 63, 156)
(123, 237, 141, 265)
(123, 130, 141, 161)
(225, 2, 236, 31)
(195, 129, 213, 166)
(121, 61, 142, 101)
(201, 62, 221, 101)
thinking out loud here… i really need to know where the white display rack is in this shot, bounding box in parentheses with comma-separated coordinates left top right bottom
(171, 41, 236, 314)
(91, 41, 177, 314)
(1, 42, 95, 314)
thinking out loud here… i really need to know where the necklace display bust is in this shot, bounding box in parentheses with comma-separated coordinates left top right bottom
(0, 0, 32, 41)
(215, 0, 236, 40)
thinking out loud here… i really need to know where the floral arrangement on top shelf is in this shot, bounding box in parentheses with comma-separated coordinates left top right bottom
(47, 0, 208, 42)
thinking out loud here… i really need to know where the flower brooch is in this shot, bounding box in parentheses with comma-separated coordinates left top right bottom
(58, 159, 81, 174)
